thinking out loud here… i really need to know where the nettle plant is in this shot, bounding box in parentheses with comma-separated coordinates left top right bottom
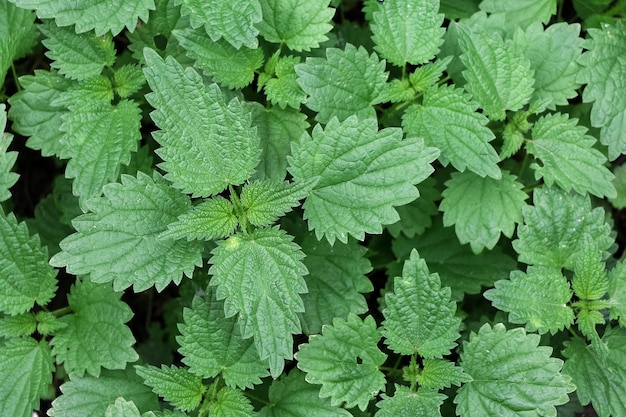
(1, 0, 626, 416)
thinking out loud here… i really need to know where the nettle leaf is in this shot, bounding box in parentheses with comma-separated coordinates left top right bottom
(39, 22, 116, 81)
(143, 49, 260, 197)
(409, 56, 453, 93)
(259, 370, 352, 417)
(105, 398, 142, 417)
(370, 0, 444, 66)
(113, 64, 146, 99)
(296, 314, 387, 411)
(0, 337, 53, 417)
(161, 196, 237, 241)
(174, 27, 264, 89)
(458, 25, 535, 121)
(0, 107, 18, 202)
(455, 323, 575, 417)
(209, 227, 308, 377)
(8, 70, 71, 158)
(35, 311, 67, 336)
(479, 0, 556, 32)
(376, 386, 445, 417)
(608, 261, 626, 327)
(50, 172, 203, 292)
(484, 266, 574, 334)
(440, 171, 527, 253)
(512, 22, 583, 110)
(0, 211, 57, 315)
(257, 0, 335, 51)
(288, 115, 439, 244)
(402, 84, 500, 179)
(512, 186, 614, 269)
(572, 235, 608, 301)
(382, 250, 460, 357)
(387, 178, 440, 238)
(10, 0, 155, 36)
(0, 0, 37, 85)
(417, 358, 471, 390)
(611, 164, 626, 209)
(177, 291, 269, 389)
(53, 75, 114, 104)
(208, 387, 255, 417)
(295, 44, 387, 124)
(50, 279, 138, 377)
(0, 313, 37, 338)
(563, 327, 626, 417)
(135, 365, 204, 412)
(60, 99, 142, 204)
(527, 113, 616, 199)
(263, 55, 307, 110)
(49, 369, 159, 417)
(579, 21, 626, 160)
(297, 232, 373, 335)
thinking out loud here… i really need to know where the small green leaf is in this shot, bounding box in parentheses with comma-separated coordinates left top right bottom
(608, 261, 626, 327)
(417, 359, 471, 390)
(479, 0, 556, 33)
(105, 398, 142, 417)
(610, 164, 626, 209)
(0, 0, 37, 85)
(113, 64, 146, 98)
(0, 106, 19, 202)
(207, 387, 256, 417)
(454, 323, 575, 417)
(0, 313, 36, 338)
(263, 55, 307, 109)
(35, 311, 67, 336)
(572, 235, 608, 301)
(296, 314, 387, 411)
(576, 308, 605, 349)
(409, 56, 452, 93)
(161, 196, 238, 241)
(376, 386, 445, 417)
(135, 365, 205, 412)
(484, 266, 574, 334)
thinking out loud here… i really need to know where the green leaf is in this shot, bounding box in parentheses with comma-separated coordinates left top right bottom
(54, 75, 114, 104)
(135, 365, 204, 412)
(50, 172, 203, 292)
(257, 0, 334, 51)
(0, 106, 18, 203)
(371, 0, 444, 66)
(527, 113, 616, 198)
(60, 99, 142, 204)
(608, 261, 626, 327)
(288, 115, 438, 244)
(10, 0, 155, 36)
(209, 227, 308, 377)
(39, 21, 116, 81)
(49, 369, 159, 417)
(377, 78, 415, 104)
(578, 21, 626, 160)
(409, 56, 452, 93)
(0, 0, 37, 86)
(458, 25, 535, 121)
(376, 386, 445, 417)
(0, 337, 54, 417)
(563, 327, 626, 417)
(440, 171, 527, 253)
(512, 22, 583, 110)
(207, 387, 256, 417)
(263, 55, 307, 109)
(417, 359, 471, 390)
(297, 232, 373, 335)
(439, 0, 480, 20)
(484, 266, 574, 334)
(143, 49, 260, 197)
(512, 186, 614, 269)
(386, 178, 441, 238)
(177, 291, 269, 389)
(50, 279, 138, 377)
(610, 163, 626, 209)
(105, 398, 142, 417)
(241, 178, 316, 227)
(174, 27, 264, 89)
(7, 70, 72, 158)
(479, 0, 556, 33)
(259, 370, 352, 417)
(576, 308, 605, 350)
(402, 84, 500, 179)
(295, 44, 387, 124)
(113, 64, 146, 98)
(455, 323, 575, 417)
(296, 314, 387, 411)
(382, 250, 461, 357)
(0, 313, 36, 338)
(174, 0, 261, 49)
(572, 235, 608, 300)
(161, 196, 238, 241)
(0, 211, 57, 315)
(35, 311, 67, 336)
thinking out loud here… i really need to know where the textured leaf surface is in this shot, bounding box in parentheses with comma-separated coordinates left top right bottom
(113, 64, 146, 98)
(257, 0, 334, 51)
(296, 314, 387, 411)
(208, 387, 255, 417)
(611, 164, 626, 209)
(10, 0, 155, 35)
(608, 261, 626, 327)
(263, 55, 307, 109)
(209, 227, 308, 377)
(382, 250, 460, 357)
(455, 323, 575, 417)
(572, 235, 608, 301)
(0, 107, 18, 202)
(376, 386, 445, 417)
(177, 291, 269, 389)
(259, 370, 352, 417)
(143, 49, 259, 197)
(136, 365, 204, 412)
(512, 187, 613, 269)
(288, 115, 438, 244)
(0, 211, 57, 315)
(241, 179, 316, 227)
(0, 338, 53, 417)
(479, 0, 556, 32)
(175, 0, 261, 49)
(105, 398, 142, 417)
(409, 56, 452, 93)
(440, 171, 527, 253)
(174, 28, 264, 89)
(161, 196, 237, 241)
(527, 113, 615, 198)
(458, 26, 534, 121)
(402, 84, 500, 179)
(563, 328, 626, 417)
(417, 358, 471, 390)
(50, 279, 138, 377)
(0, 313, 36, 338)
(485, 266, 574, 334)
(296, 44, 387, 124)
(0, 0, 37, 85)
(371, 0, 444, 66)
(387, 178, 440, 238)
(50, 173, 203, 292)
